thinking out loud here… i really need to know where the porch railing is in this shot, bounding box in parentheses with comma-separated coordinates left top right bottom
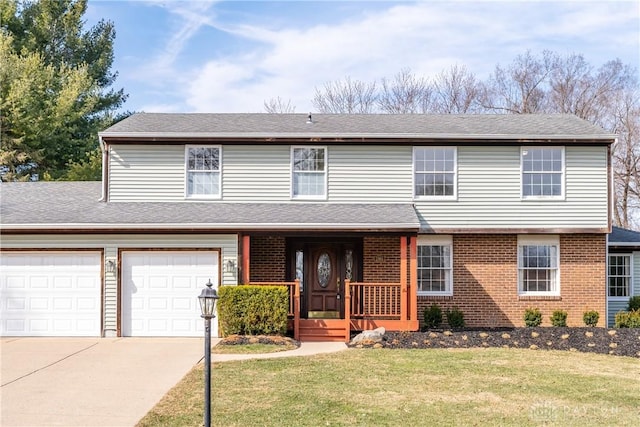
(348, 282, 402, 319)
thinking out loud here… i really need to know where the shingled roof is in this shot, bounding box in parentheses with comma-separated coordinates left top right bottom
(100, 113, 615, 142)
(609, 226, 640, 246)
(0, 182, 420, 232)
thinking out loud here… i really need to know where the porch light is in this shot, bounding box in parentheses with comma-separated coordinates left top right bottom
(198, 279, 219, 427)
(106, 260, 116, 274)
(198, 279, 219, 319)
(225, 259, 237, 274)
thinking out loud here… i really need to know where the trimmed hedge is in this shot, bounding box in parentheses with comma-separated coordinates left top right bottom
(217, 285, 289, 336)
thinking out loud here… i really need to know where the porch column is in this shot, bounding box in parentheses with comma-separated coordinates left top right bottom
(242, 235, 250, 283)
(409, 236, 418, 324)
(400, 236, 408, 322)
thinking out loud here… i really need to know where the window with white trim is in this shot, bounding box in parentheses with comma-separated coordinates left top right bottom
(517, 236, 559, 295)
(417, 235, 453, 295)
(185, 146, 220, 198)
(414, 147, 456, 198)
(521, 147, 564, 198)
(292, 147, 326, 198)
(608, 255, 631, 297)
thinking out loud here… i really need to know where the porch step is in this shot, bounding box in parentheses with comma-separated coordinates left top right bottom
(297, 319, 348, 342)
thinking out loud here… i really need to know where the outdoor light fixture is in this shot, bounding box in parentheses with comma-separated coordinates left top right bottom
(225, 259, 237, 274)
(198, 279, 219, 427)
(105, 260, 116, 274)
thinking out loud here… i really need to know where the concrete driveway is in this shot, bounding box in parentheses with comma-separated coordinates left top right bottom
(1, 337, 208, 426)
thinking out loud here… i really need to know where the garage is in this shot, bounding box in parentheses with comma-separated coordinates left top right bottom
(121, 250, 219, 337)
(0, 251, 102, 336)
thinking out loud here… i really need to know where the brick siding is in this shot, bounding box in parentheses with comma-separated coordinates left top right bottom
(249, 236, 286, 282)
(363, 236, 400, 282)
(417, 234, 606, 327)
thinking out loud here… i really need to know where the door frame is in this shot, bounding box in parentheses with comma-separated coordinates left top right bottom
(286, 237, 363, 319)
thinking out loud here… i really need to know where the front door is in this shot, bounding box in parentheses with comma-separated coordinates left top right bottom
(308, 245, 341, 318)
(287, 238, 361, 319)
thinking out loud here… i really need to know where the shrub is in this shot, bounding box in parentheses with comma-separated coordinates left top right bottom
(583, 310, 599, 327)
(627, 296, 640, 312)
(445, 307, 465, 328)
(423, 304, 443, 329)
(217, 285, 289, 336)
(524, 307, 542, 327)
(550, 309, 567, 327)
(614, 310, 640, 328)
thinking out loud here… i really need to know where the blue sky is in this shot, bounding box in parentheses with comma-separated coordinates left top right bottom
(85, 0, 640, 114)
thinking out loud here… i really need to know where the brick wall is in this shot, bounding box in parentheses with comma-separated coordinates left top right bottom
(417, 234, 606, 328)
(249, 236, 286, 282)
(363, 236, 400, 282)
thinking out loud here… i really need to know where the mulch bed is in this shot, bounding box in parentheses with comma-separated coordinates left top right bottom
(350, 328, 640, 358)
(217, 334, 300, 348)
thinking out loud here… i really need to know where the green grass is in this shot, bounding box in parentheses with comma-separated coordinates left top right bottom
(137, 348, 640, 427)
(212, 342, 297, 354)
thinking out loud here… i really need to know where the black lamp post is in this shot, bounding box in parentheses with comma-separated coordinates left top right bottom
(198, 279, 219, 427)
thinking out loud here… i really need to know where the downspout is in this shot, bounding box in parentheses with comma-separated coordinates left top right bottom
(98, 134, 108, 202)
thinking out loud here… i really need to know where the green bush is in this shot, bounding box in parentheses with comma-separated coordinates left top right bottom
(614, 310, 640, 328)
(627, 296, 640, 312)
(550, 309, 567, 327)
(423, 304, 443, 329)
(583, 310, 600, 327)
(445, 307, 465, 328)
(217, 285, 289, 337)
(524, 307, 542, 327)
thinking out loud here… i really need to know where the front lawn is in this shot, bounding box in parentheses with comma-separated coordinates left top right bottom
(137, 348, 640, 426)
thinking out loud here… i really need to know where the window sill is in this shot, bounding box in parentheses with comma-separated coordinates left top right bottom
(518, 295, 562, 301)
(418, 294, 454, 300)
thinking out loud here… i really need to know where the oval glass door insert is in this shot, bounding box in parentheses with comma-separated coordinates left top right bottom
(317, 253, 331, 288)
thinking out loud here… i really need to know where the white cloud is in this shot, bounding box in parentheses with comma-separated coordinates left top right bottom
(125, 1, 639, 113)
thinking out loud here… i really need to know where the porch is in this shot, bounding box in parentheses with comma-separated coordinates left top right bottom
(244, 235, 420, 342)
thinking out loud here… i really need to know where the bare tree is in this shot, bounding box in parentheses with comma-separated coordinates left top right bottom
(432, 65, 483, 113)
(483, 50, 556, 114)
(378, 68, 433, 113)
(611, 88, 640, 229)
(312, 77, 377, 113)
(263, 97, 296, 113)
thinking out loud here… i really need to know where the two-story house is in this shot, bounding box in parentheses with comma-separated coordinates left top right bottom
(0, 114, 616, 340)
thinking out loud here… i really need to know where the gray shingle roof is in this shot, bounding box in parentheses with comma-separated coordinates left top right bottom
(100, 113, 615, 141)
(609, 226, 640, 245)
(0, 182, 420, 232)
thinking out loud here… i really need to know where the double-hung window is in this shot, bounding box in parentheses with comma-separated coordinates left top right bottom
(608, 255, 631, 298)
(185, 146, 221, 198)
(414, 147, 456, 198)
(292, 147, 326, 199)
(417, 235, 453, 296)
(521, 147, 564, 198)
(517, 236, 560, 295)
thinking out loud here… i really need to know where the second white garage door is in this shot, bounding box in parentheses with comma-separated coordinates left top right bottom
(121, 251, 219, 337)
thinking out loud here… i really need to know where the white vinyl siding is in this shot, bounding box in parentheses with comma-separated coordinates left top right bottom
(0, 234, 238, 337)
(109, 145, 185, 201)
(328, 146, 412, 202)
(414, 145, 608, 230)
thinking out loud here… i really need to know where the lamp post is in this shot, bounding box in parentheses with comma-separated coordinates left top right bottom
(198, 279, 219, 427)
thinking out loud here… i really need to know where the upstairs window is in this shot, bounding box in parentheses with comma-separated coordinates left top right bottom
(522, 147, 564, 198)
(185, 146, 220, 198)
(517, 236, 559, 295)
(414, 147, 456, 198)
(292, 147, 326, 199)
(608, 255, 631, 298)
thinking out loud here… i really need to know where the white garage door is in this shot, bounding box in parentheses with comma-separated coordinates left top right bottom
(0, 252, 102, 336)
(121, 251, 218, 337)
